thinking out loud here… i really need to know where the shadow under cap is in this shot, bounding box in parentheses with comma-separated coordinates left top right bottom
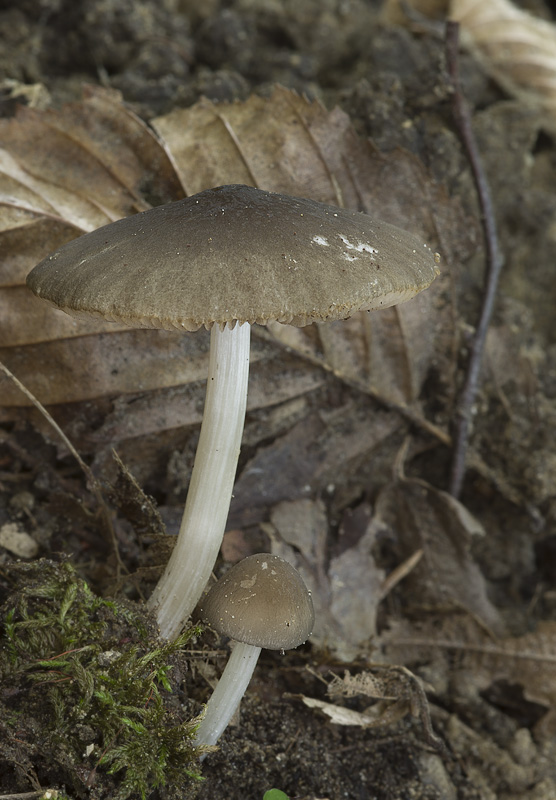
(26, 184, 440, 332)
(198, 553, 315, 651)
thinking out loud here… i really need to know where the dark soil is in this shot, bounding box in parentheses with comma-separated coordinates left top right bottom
(1, 1, 556, 799)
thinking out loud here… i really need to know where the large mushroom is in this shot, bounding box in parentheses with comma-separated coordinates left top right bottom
(26, 184, 439, 640)
(193, 553, 314, 751)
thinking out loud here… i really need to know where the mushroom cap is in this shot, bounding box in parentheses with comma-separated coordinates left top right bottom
(27, 184, 439, 332)
(198, 553, 314, 650)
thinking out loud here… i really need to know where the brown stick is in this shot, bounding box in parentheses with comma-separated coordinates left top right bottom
(445, 21, 505, 498)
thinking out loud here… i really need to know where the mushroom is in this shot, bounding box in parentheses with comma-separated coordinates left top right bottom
(193, 553, 314, 751)
(26, 184, 439, 640)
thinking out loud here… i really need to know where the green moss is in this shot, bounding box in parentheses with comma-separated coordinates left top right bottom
(0, 559, 205, 799)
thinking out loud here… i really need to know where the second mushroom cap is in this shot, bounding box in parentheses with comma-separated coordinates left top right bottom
(198, 553, 315, 651)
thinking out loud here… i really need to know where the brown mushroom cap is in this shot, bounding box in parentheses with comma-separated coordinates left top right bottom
(198, 553, 314, 651)
(26, 184, 439, 332)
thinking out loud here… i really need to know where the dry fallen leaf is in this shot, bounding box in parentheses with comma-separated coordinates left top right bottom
(151, 86, 451, 239)
(383, 0, 556, 132)
(231, 402, 402, 523)
(451, 0, 556, 132)
(88, 349, 326, 444)
(384, 615, 556, 735)
(0, 85, 183, 410)
(266, 498, 385, 660)
(298, 665, 445, 752)
(1, 84, 462, 448)
(298, 695, 384, 727)
(268, 269, 451, 410)
(153, 86, 461, 410)
(373, 476, 505, 636)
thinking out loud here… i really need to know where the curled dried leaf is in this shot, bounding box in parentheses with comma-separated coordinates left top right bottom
(374, 476, 505, 636)
(452, 0, 556, 131)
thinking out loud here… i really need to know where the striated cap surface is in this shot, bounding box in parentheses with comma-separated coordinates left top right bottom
(27, 184, 440, 332)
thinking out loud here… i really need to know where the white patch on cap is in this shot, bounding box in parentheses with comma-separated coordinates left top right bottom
(339, 234, 378, 261)
(312, 235, 330, 246)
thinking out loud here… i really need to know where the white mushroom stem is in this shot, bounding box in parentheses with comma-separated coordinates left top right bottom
(147, 322, 251, 640)
(193, 641, 261, 754)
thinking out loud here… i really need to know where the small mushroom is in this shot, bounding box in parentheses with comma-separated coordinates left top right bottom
(26, 184, 439, 640)
(193, 553, 314, 751)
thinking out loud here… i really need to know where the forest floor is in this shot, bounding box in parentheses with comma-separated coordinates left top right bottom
(1, 1, 556, 798)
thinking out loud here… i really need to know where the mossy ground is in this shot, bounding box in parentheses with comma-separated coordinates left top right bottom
(0, 559, 204, 799)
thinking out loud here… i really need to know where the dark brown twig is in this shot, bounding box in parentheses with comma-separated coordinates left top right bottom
(445, 21, 505, 498)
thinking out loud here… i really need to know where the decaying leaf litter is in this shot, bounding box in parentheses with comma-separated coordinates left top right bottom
(1, 0, 556, 798)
